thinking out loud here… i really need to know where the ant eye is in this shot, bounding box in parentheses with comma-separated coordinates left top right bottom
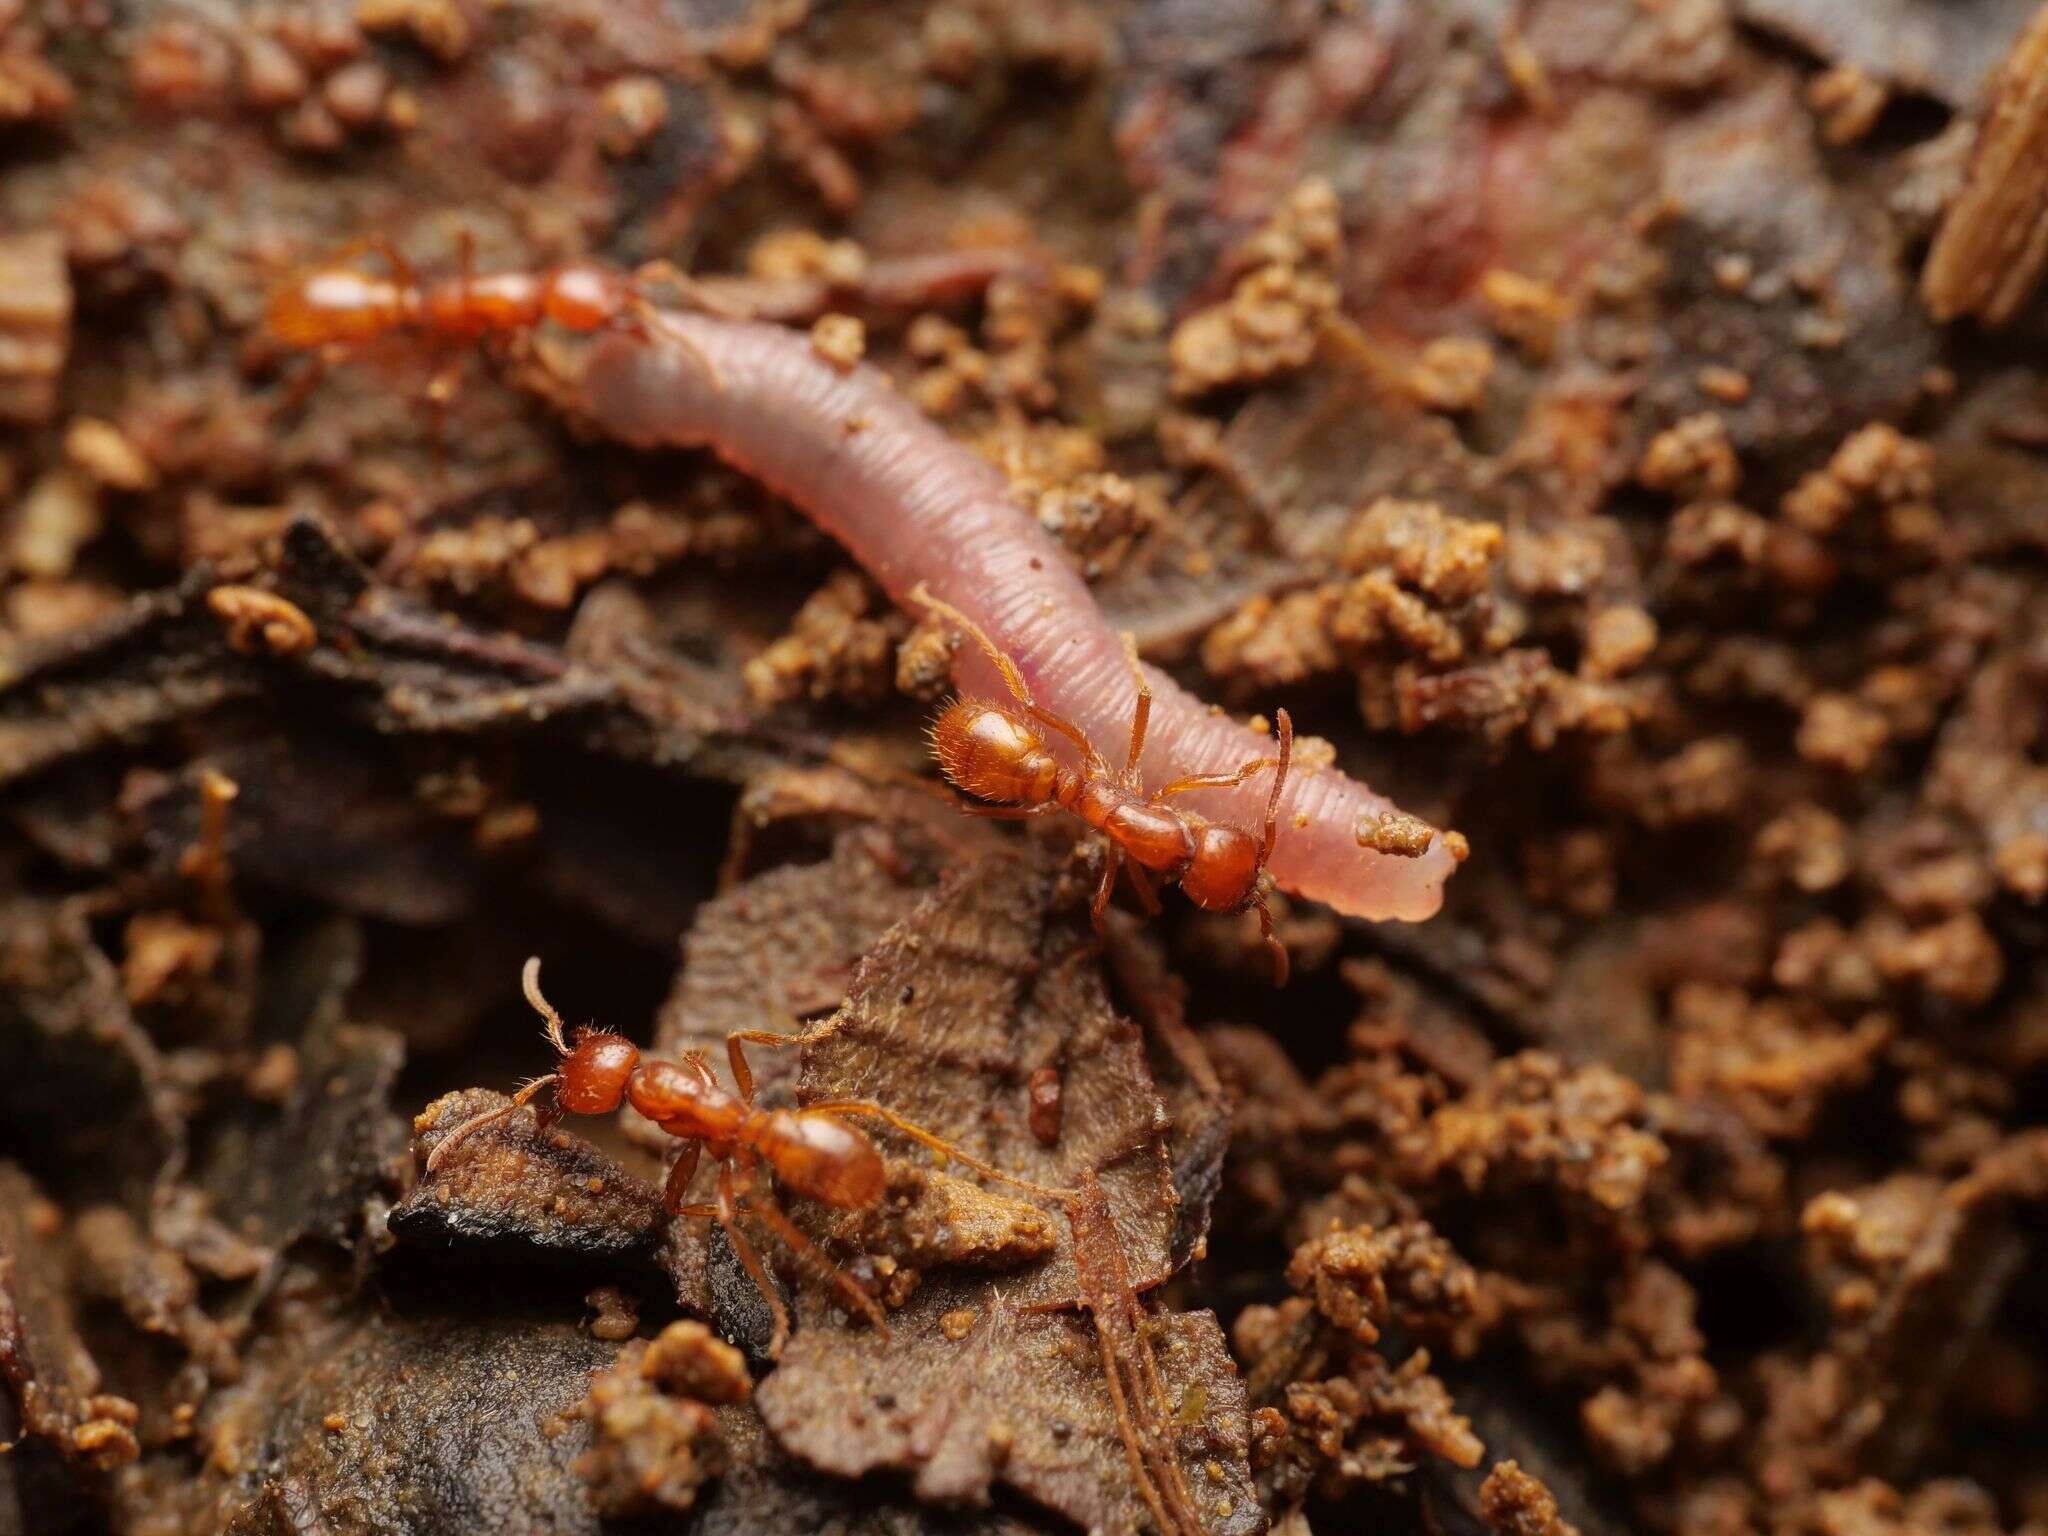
(558, 1034, 639, 1114)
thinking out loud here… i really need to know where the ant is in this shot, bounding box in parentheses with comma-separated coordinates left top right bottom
(423, 958, 1067, 1358)
(263, 236, 726, 436)
(914, 584, 1295, 985)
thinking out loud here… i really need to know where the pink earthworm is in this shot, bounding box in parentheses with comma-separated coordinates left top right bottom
(571, 313, 1456, 923)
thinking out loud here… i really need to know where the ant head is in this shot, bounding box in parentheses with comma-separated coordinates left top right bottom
(557, 1032, 641, 1115)
(1179, 823, 1262, 913)
(520, 955, 640, 1114)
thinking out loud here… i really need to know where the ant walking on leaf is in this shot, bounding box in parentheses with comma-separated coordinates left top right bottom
(423, 959, 1069, 1358)
(915, 584, 1296, 985)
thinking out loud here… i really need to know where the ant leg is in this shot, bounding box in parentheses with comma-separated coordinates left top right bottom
(1250, 888, 1290, 988)
(629, 298, 729, 392)
(1118, 633, 1150, 787)
(1154, 757, 1281, 799)
(366, 234, 418, 293)
(277, 352, 331, 416)
(913, 586, 1033, 707)
(1124, 860, 1163, 917)
(1090, 844, 1123, 931)
(803, 1100, 1073, 1200)
(715, 1159, 790, 1357)
(632, 258, 750, 320)
(961, 802, 1057, 821)
(724, 1029, 807, 1104)
(744, 1181, 891, 1339)
(423, 1074, 558, 1175)
(681, 1051, 718, 1088)
(663, 1139, 704, 1213)
(908, 584, 1106, 773)
(424, 354, 464, 473)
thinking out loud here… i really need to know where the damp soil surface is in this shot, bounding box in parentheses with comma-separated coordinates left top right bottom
(6, 4, 2048, 1536)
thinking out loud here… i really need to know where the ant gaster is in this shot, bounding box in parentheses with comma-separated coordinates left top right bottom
(915, 585, 1295, 985)
(423, 959, 1067, 1357)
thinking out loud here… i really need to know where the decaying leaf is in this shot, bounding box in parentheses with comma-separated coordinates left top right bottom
(796, 847, 1178, 1301)
(0, 517, 734, 805)
(651, 823, 943, 1107)
(1103, 918, 1234, 1273)
(739, 849, 1258, 1535)
(125, 737, 486, 926)
(694, 1402, 1068, 1535)
(1641, 79, 1936, 459)
(71, 1203, 237, 1381)
(762, 1289, 1261, 1536)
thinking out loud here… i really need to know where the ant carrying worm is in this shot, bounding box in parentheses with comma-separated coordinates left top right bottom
(915, 584, 1295, 985)
(423, 958, 1069, 1358)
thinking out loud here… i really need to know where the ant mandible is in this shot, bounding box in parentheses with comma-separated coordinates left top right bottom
(913, 585, 1295, 985)
(422, 958, 1067, 1358)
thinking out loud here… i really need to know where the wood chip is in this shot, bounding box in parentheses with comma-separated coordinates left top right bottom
(1922, 3, 2048, 325)
(0, 230, 72, 426)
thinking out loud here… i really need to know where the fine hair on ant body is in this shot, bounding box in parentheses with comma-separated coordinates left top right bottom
(914, 584, 1295, 985)
(423, 958, 1068, 1358)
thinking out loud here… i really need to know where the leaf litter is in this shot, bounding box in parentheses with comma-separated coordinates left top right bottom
(751, 845, 1262, 1536)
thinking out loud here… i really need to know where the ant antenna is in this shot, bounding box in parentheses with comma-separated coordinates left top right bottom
(523, 956, 571, 1055)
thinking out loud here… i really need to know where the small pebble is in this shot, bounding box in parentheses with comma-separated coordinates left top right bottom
(811, 313, 865, 373)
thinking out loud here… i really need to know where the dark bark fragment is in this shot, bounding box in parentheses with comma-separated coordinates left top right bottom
(203, 1309, 616, 1536)
(1639, 81, 1937, 463)
(194, 978, 406, 1260)
(397, 1088, 668, 1271)
(0, 900, 182, 1202)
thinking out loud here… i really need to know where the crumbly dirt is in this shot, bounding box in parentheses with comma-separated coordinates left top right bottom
(7, 4, 2048, 1536)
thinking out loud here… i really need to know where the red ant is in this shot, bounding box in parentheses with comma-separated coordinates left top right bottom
(422, 958, 1067, 1358)
(263, 236, 726, 438)
(265, 239, 652, 353)
(914, 585, 1295, 985)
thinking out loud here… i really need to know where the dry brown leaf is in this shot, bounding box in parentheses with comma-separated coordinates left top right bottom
(739, 849, 1257, 1534)
(649, 823, 942, 1114)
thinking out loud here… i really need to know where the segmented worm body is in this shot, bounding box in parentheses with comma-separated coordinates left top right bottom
(572, 314, 1456, 921)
